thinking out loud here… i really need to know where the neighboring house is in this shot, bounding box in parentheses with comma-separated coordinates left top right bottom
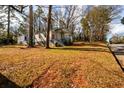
(17, 28, 73, 46)
(52, 28, 72, 41)
(17, 35, 28, 45)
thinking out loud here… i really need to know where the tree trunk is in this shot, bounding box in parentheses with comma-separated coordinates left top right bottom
(7, 6, 10, 44)
(89, 30, 92, 43)
(39, 18, 41, 32)
(28, 5, 34, 47)
(46, 5, 52, 49)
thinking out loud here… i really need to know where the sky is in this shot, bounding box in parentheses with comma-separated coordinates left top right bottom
(107, 6, 124, 41)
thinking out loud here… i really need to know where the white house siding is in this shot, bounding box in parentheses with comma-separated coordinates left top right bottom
(49, 31, 52, 41)
(17, 31, 72, 45)
(17, 35, 27, 45)
(52, 32, 62, 40)
(35, 34, 41, 42)
(56, 33, 61, 40)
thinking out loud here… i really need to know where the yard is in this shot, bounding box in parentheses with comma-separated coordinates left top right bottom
(0, 42, 124, 88)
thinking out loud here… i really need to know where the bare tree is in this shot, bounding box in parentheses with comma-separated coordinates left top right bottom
(46, 5, 52, 49)
(52, 6, 83, 40)
(7, 6, 10, 44)
(28, 5, 34, 47)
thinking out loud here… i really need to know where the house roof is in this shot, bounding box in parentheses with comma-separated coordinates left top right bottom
(53, 28, 70, 34)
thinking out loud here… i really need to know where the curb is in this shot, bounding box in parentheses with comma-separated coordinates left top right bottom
(107, 44, 124, 72)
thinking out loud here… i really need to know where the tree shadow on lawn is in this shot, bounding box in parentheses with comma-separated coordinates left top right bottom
(0, 73, 20, 88)
(73, 42, 107, 48)
(52, 47, 110, 53)
(0, 45, 42, 49)
(0, 45, 26, 48)
(83, 43, 107, 48)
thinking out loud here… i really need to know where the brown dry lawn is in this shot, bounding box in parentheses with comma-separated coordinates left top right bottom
(0, 42, 124, 88)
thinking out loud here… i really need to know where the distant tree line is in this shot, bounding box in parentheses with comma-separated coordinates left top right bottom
(110, 34, 124, 44)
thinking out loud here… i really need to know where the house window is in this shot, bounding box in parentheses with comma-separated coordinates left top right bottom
(52, 34, 55, 39)
(25, 36, 27, 41)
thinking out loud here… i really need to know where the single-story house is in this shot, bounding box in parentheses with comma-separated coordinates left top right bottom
(17, 28, 73, 46)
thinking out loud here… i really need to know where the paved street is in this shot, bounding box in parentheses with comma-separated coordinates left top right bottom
(109, 44, 124, 68)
